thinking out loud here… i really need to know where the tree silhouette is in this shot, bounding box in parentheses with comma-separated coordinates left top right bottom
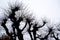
(1, 3, 46, 40)
(0, 1, 60, 40)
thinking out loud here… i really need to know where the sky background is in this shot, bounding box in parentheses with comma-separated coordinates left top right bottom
(22, 0, 60, 24)
(0, 0, 60, 24)
(0, 0, 60, 40)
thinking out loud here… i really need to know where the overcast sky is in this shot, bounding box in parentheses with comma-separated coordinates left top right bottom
(22, 0, 60, 24)
(0, 0, 60, 24)
(0, 0, 60, 40)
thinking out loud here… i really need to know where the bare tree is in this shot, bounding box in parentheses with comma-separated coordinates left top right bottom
(0, 1, 60, 40)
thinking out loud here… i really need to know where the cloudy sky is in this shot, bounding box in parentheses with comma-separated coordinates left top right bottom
(0, 0, 60, 40)
(0, 0, 60, 24)
(22, 0, 60, 24)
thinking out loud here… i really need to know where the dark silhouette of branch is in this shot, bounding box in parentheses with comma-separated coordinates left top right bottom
(32, 24, 38, 40)
(1, 1, 58, 40)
